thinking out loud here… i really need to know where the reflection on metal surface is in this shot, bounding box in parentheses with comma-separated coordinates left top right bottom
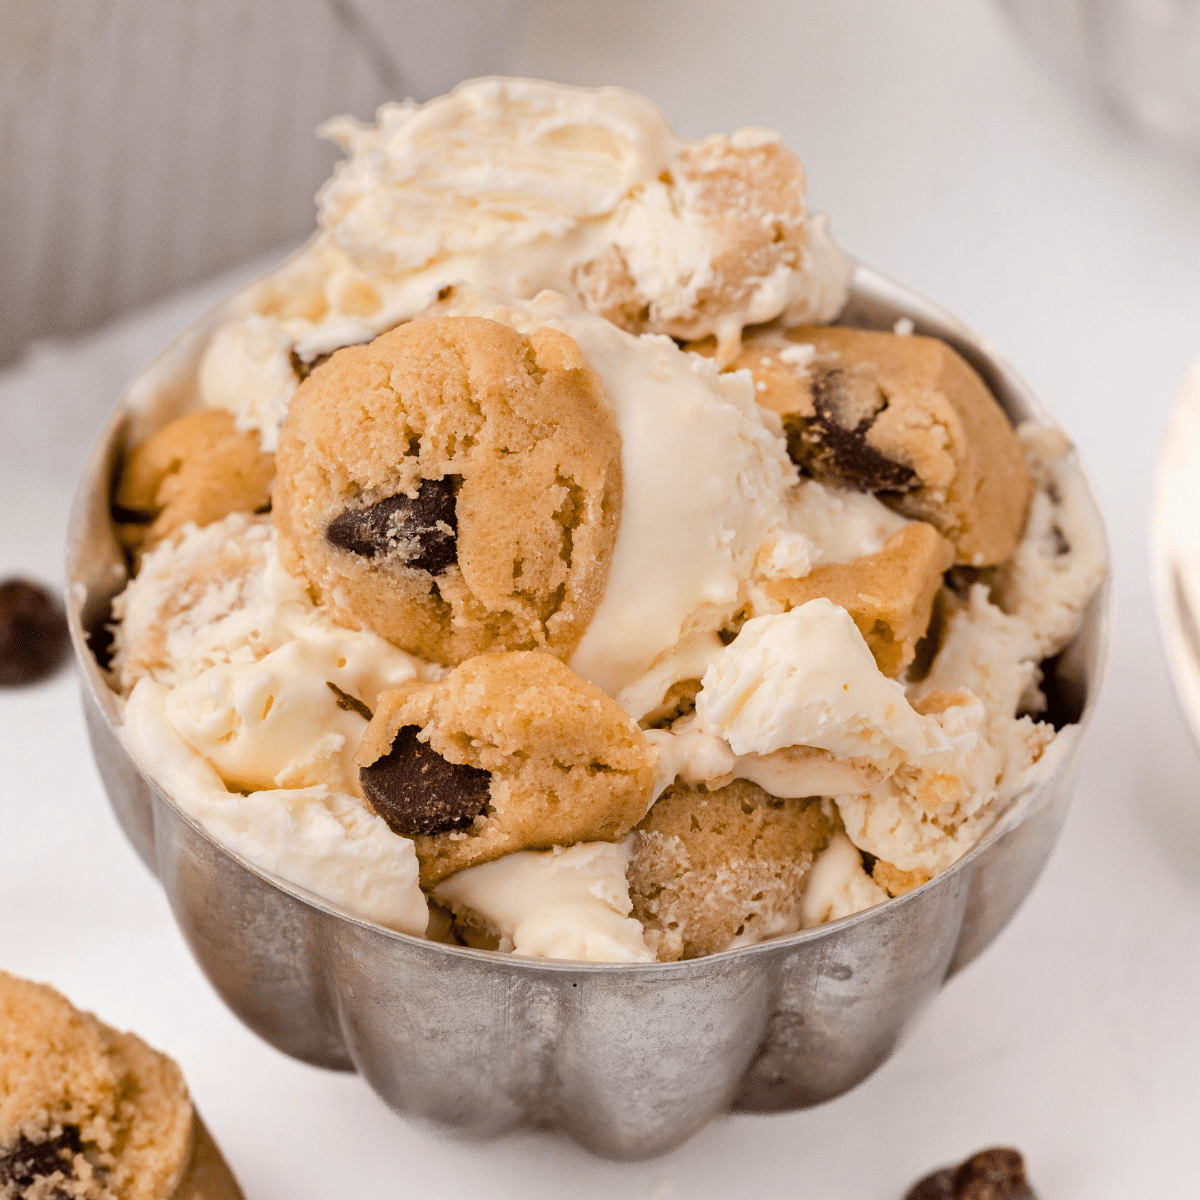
(66, 263, 1111, 1159)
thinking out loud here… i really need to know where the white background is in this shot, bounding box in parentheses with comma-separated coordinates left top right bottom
(3, 2, 1200, 1196)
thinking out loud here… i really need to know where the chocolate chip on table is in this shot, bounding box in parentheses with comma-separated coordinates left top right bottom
(0, 1127, 83, 1188)
(904, 1147, 1037, 1200)
(0, 578, 69, 687)
(788, 364, 919, 494)
(360, 724, 491, 837)
(326, 477, 458, 575)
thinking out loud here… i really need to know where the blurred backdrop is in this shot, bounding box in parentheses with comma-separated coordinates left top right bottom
(0, 0, 522, 365)
(6, 0, 1200, 367)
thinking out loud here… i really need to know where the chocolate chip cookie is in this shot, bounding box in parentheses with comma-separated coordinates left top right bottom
(273, 316, 623, 665)
(355, 650, 656, 886)
(0, 972, 243, 1200)
(115, 408, 274, 557)
(729, 326, 1032, 566)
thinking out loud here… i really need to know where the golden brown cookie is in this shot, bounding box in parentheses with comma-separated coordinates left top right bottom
(761, 521, 954, 676)
(115, 408, 274, 558)
(573, 133, 807, 351)
(725, 326, 1032, 566)
(273, 316, 623, 665)
(355, 651, 657, 887)
(627, 779, 834, 961)
(0, 972, 243, 1200)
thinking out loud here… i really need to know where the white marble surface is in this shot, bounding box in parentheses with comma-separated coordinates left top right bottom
(3, 1, 1200, 1196)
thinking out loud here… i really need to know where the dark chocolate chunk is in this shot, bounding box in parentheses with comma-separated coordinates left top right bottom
(0, 578, 69, 687)
(953, 1147, 1035, 1200)
(360, 724, 491, 837)
(0, 1127, 82, 1188)
(904, 1148, 1036, 1200)
(787, 364, 919, 494)
(326, 477, 458, 575)
(290, 348, 333, 381)
(326, 680, 373, 720)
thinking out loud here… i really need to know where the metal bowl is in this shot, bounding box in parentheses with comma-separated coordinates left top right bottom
(66, 263, 1111, 1160)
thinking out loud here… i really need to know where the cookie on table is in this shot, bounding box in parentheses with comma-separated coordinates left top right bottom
(727, 326, 1032, 566)
(573, 132, 807, 352)
(273, 316, 623, 665)
(115, 408, 275, 558)
(0, 971, 243, 1200)
(355, 651, 657, 887)
(761, 521, 954, 676)
(627, 779, 834, 961)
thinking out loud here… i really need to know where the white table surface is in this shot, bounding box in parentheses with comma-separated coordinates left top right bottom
(4, 2, 1200, 1196)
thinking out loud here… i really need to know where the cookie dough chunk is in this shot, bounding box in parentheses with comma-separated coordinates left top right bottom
(573, 132, 807, 356)
(355, 651, 657, 886)
(871, 857, 932, 898)
(761, 521, 954, 676)
(0, 972, 243, 1200)
(115, 408, 274, 557)
(627, 779, 834, 961)
(730, 326, 1032, 566)
(273, 316, 622, 664)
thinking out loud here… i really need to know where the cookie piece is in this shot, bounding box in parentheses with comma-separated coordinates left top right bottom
(760, 521, 954, 676)
(871, 857, 933, 898)
(729, 327, 1032, 566)
(356, 651, 657, 886)
(115, 408, 275, 557)
(273, 316, 622, 665)
(573, 132, 807, 357)
(627, 779, 834, 961)
(0, 972, 243, 1200)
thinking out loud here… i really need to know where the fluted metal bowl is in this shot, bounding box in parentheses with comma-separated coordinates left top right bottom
(66, 263, 1110, 1160)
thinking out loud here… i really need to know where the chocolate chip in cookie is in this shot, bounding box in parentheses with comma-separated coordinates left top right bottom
(273, 316, 623, 666)
(360, 724, 492, 837)
(0, 578, 68, 687)
(326, 477, 458, 575)
(794, 363, 920, 494)
(0, 1127, 82, 1189)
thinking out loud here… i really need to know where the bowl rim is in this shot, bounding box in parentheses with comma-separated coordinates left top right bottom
(65, 258, 1113, 975)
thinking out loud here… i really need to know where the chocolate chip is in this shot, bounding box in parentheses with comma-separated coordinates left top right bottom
(953, 1148, 1035, 1200)
(904, 1148, 1036, 1200)
(326, 477, 458, 575)
(787, 364, 919, 494)
(360, 724, 491, 836)
(290, 348, 333, 382)
(0, 578, 68, 687)
(0, 1127, 82, 1188)
(326, 681, 373, 720)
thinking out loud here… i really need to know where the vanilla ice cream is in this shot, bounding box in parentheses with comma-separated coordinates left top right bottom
(433, 840, 654, 962)
(197, 77, 852, 452)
